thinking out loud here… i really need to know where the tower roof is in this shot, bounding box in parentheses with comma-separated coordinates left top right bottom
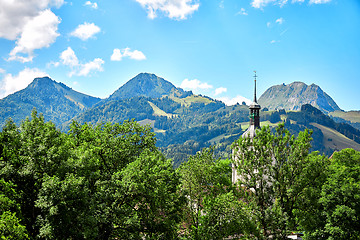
(249, 71, 261, 109)
(249, 101, 261, 109)
(242, 124, 258, 138)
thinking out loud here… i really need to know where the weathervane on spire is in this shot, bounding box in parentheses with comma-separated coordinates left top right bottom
(253, 70, 258, 103)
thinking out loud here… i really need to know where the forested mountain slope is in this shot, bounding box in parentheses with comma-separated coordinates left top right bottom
(0, 77, 101, 128)
(329, 110, 360, 130)
(107, 73, 192, 101)
(0, 74, 359, 165)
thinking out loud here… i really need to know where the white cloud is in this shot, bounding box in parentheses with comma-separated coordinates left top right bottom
(111, 49, 122, 61)
(0, 68, 48, 98)
(251, 0, 329, 8)
(267, 18, 284, 28)
(111, 48, 146, 61)
(180, 78, 213, 90)
(251, 0, 276, 8)
(51, 0, 65, 8)
(60, 47, 79, 66)
(124, 48, 146, 60)
(0, 0, 64, 40)
(59, 47, 104, 77)
(0, 0, 63, 62)
(278, 0, 288, 7)
(84, 1, 98, 9)
(215, 87, 227, 96)
(236, 8, 248, 15)
(77, 58, 104, 76)
(276, 17, 284, 24)
(0, 68, 5, 74)
(47, 61, 60, 68)
(219, 0, 224, 9)
(135, 0, 199, 20)
(216, 96, 252, 106)
(270, 40, 279, 44)
(70, 22, 101, 41)
(309, 0, 331, 4)
(8, 9, 61, 63)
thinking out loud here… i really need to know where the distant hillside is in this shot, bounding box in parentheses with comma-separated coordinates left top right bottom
(107, 73, 191, 101)
(258, 82, 341, 113)
(0, 77, 101, 127)
(310, 123, 360, 152)
(71, 72, 213, 129)
(329, 110, 360, 130)
(1, 74, 359, 166)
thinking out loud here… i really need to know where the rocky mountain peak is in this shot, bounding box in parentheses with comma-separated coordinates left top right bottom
(107, 73, 191, 101)
(258, 81, 341, 113)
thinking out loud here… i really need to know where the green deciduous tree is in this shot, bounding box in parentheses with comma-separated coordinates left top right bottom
(0, 211, 29, 240)
(178, 147, 252, 239)
(0, 110, 69, 238)
(35, 174, 94, 239)
(232, 124, 328, 239)
(0, 179, 29, 239)
(114, 150, 184, 239)
(1, 110, 184, 239)
(34, 120, 183, 239)
(304, 148, 360, 240)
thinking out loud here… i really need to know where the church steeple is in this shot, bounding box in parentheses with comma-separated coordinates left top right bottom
(249, 71, 261, 128)
(232, 71, 262, 183)
(253, 71, 258, 103)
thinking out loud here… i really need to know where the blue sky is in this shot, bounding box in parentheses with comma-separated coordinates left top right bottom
(0, 0, 359, 110)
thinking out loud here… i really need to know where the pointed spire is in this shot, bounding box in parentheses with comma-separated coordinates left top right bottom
(253, 70, 258, 103)
(248, 71, 261, 128)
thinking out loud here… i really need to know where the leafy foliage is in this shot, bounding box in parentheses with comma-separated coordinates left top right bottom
(177, 148, 252, 239)
(232, 124, 329, 239)
(1, 111, 360, 239)
(304, 149, 360, 240)
(0, 179, 29, 239)
(0, 110, 182, 239)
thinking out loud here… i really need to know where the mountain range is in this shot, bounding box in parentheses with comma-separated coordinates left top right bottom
(107, 73, 191, 101)
(0, 77, 100, 127)
(258, 81, 341, 113)
(1, 73, 359, 165)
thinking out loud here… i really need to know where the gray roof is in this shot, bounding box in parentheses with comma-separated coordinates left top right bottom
(249, 101, 261, 109)
(242, 125, 260, 139)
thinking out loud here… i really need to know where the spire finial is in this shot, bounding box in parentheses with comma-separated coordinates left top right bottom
(253, 70, 257, 103)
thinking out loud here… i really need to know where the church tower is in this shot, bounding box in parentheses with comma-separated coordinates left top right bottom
(242, 71, 261, 138)
(232, 71, 261, 183)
